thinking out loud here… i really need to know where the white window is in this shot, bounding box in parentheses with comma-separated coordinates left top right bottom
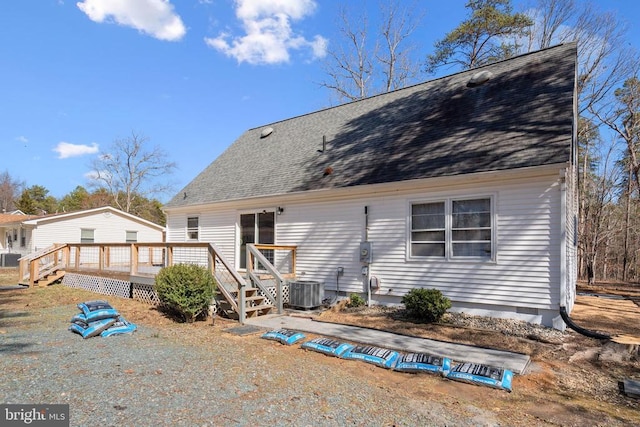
(187, 217, 199, 241)
(126, 231, 137, 243)
(80, 228, 95, 243)
(20, 229, 26, 247)
(410, 196, 493, 260)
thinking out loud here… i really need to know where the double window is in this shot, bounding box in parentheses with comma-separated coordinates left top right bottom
(410, 197, 493, 260)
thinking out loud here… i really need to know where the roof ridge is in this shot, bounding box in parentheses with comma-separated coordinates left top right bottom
(248, 42, 577, 131)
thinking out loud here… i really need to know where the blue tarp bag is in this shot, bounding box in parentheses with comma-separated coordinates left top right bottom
(100, 316, 137, 337)
(69, 317, 117, 339)
(70, 313, 89, 327)
(446, 362, 513, 392)
(77, 300, 119, 322)
(261, 329, 306, 345)
(394, 353, 451, 374)
(301, 338, 354, 357)
(341, 345, 399, 369)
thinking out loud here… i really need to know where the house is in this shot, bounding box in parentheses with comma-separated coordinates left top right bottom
(0, 211, 42, 257)
(2, 206, 165, 258)
(163, 43, 578, 330)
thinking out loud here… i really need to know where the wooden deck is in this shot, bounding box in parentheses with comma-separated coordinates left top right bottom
(19, 242, 297, 323)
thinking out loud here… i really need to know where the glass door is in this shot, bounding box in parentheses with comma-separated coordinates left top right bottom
(239, 211, 275, 269)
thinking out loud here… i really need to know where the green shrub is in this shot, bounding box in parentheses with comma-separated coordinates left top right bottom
(155, 263, 216, 323)
(346, 293, 366, 308)
(401, 288, 451, 323)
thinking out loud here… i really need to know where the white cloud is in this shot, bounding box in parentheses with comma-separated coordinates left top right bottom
(77, 0, 186, 41)
(205, 0, 327, 65)
(16, 136, 28, 143)
(53, 142, 99, 159)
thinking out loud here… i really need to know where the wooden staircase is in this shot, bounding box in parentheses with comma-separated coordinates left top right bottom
(215, 280, 274, 320)
(18, 244, 68, 287)
(32, 269, 65, 286)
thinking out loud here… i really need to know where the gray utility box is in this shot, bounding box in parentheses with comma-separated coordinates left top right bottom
(288, 280, 324, 309)
(0, 253, 20, 267)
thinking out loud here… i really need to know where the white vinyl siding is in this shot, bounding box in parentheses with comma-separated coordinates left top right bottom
(29, 209, 163, 251)
(165, 209, 237, 265)
(165, 168, 566, 316)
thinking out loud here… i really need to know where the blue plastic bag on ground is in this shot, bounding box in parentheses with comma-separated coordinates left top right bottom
(77, 300, 119, 322)
(446, 362, 513, 392)
(261, 329, 306, 345)
(341, 345, 399, 368)
(100, 316, 137, 337)
(69, 317, 117, 339)
(394, 353, 451, 374)
(301, 338, 354, 357)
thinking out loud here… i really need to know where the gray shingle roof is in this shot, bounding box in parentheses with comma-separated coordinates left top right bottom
(165, 43, 576, 209)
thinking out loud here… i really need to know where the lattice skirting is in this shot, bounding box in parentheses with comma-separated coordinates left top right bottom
(63, 273, 130, 299)
(131, 282, 160, 305)
(259, 285, 290, 304)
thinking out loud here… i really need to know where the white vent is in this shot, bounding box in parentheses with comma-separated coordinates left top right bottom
(260, 127, 274, 138)
(467, 70, 493, 87)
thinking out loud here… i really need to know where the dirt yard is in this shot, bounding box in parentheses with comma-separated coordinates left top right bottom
(1, 268, 639, 426)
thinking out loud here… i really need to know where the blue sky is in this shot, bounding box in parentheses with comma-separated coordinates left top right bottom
(1, 0, 639, 202)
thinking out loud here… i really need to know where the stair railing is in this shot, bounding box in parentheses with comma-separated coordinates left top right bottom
(19, 244, 69, 286)
(246, 244, 297, 317)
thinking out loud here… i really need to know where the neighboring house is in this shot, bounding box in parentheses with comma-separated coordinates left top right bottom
(0, 212, 42, 256)
(163, 43, 578, 329)
(3, 206, 165, 257)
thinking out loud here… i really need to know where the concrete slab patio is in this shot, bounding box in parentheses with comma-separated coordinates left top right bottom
(245, 314, 531, 374)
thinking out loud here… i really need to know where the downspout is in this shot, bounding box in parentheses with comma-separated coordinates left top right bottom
(365, 206, 371, 307)
(559, 169, 567, 318)
(559, 169, 611, 340)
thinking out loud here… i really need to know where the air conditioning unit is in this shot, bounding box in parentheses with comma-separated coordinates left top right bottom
(288, 280, 324, 309)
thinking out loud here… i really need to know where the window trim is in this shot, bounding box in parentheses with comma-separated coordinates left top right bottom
(186, 216, 199, 241)
(80, 228, 95, 244)
(407, 194, 496, 262)
(125, 230, 138, 243)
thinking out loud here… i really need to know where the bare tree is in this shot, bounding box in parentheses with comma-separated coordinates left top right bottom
(578, 137, 621, 284)
(592, 76, 640, 196)
(377, 1, 422, 93)
(522, 0, 638, 116)
(319, 1, 423, 103)
(0, 171, 24, 213)
(88, 132, 177, 214)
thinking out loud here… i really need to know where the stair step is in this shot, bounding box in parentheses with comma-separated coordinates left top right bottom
(245, 304, 273, 313)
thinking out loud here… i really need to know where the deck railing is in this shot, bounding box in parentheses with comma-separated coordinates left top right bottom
(19, 242, 297, 323)
(246, 244, 297, 316)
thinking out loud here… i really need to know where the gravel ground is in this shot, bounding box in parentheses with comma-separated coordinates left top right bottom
(1, 302, 501, 427)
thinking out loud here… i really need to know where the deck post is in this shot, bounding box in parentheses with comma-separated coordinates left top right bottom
(74, 245, 80, 269)
(131, 244, 138, 275)
(277, 278, 283, 314)
(29, 260, 37, 287)
(166, 244, 173, 267)
(98, 245, 104, 271)
(63, 245, 70, 269)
